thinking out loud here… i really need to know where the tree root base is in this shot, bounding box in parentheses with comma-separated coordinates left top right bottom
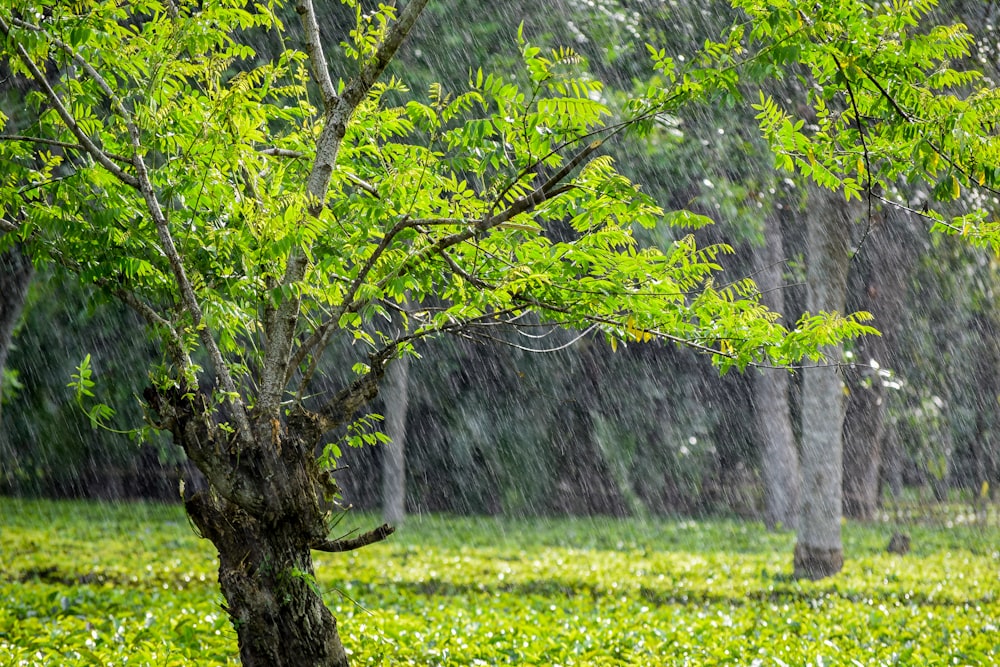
(793, 541, 843, 580)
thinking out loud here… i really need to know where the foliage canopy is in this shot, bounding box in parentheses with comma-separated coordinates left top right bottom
(0, 0, 876, 449)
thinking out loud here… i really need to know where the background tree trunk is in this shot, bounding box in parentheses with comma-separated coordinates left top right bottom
(0, 245, 33, 416)
(842, 206, 918, 520)
(753, 212, 800, 530)
(794, 187, 852, 579)
(382, 352, 410, 524)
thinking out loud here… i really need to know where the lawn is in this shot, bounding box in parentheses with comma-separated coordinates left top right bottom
(0, 498, 997, 665)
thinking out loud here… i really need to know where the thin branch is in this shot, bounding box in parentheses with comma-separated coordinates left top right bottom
(311, 524, 395, 552)
(834, 54, 876, 258)
(338, 0, 431, 111)
(512, 292, 739, 360)
(857, 65, 918, 123)
(312, 306, 525, 427)
(441, 248, 493, 290)
(924, 138, 1000, 198)
(296, 0, 339, 106)
(111, 287, 190, 372)
(0, 134, 132, 163)
(869, 192, 963, 232)
(287, 139, 595, 386)
(469, 324, 599, 354)
(346, 172, 379, 196)
(287, 215, 418, 391)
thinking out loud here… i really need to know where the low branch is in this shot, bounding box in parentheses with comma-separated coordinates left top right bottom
(311, 524, 395, 553)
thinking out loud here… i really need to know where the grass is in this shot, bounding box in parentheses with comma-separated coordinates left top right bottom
(0, 497, 998, 665)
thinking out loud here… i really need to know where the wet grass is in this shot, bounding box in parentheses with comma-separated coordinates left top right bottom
(1, 497, 998, 665)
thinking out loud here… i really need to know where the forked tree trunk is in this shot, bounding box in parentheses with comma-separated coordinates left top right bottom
(145, 386, 385, 667)
(186, 493, 350, 667)
(794, 187, 852, 580)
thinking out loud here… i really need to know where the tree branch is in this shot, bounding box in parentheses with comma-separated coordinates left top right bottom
(0, 217, 20, 233)
(311, 523, 395, 553)
(0, 17, 139, 188)
(258, 147, 305, 158)
(0, 134, 132, 163)
(285, 140, 591, 393)
(295, 0, 339, 107)
(0, 15, 256, 441)
(260, 1, 431, 418)
(339, 0, 430, 111)
(111, 288, 191, 373)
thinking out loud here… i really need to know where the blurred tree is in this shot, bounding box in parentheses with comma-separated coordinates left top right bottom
(381, 306, 410, 524)
(753, 211, 800, 530)
(842, 205, 921, 520)
(795, 186, 853, 578)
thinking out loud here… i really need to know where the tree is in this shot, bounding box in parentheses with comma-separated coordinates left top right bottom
(842, 205, 921, 520)
(3, 0, 995, 662)
(794, 186, 854, 578)
(381, 308, 410, 524)
(0, 1, 873, 663)
(738, 0, 1000, 577)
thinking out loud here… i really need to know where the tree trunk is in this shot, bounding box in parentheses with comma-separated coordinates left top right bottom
(794, 187, 852, 580)
(382, 352, 410, 524)
(186, 493, 350, 667)
(144, 385, 379, 667)
(842, 206, 918, 520)
(842, 365, 884, 520)
(0, 245, 33, 414)
(753, 212, 800, 530)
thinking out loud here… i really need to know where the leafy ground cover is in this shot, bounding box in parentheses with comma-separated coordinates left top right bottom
(0, 498, 997, 666)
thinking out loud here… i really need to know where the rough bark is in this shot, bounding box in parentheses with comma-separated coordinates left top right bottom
(0, 245, 33, 416)
(382, 353, 410, 524)
(186, 492, 350, 667)
(794, 187, 852, 580)
(753, 212, 800, 530)
(143, 382, 394, 667)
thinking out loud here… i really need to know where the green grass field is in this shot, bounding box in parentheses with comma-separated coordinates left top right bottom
(1, 498, 997, 666)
